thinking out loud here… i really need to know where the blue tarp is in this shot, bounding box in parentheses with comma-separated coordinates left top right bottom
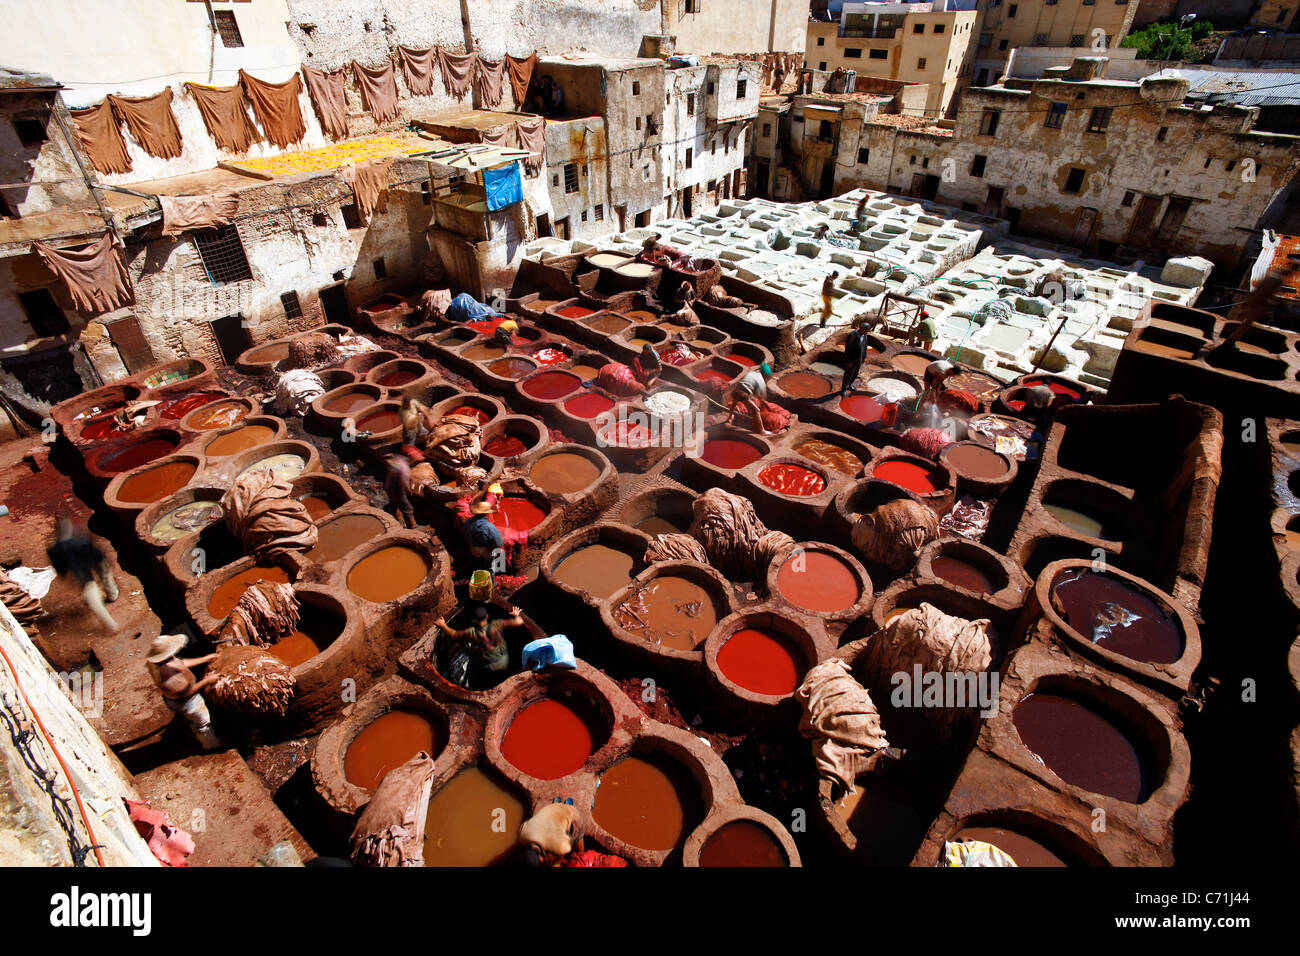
(446, 292, 501, 323)
(483, 162, 523, 212)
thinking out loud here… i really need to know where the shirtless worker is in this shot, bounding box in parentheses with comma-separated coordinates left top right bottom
(431, 604, 523, 683)
(385, 452, 416, 529)
(146, 634, 223, 750)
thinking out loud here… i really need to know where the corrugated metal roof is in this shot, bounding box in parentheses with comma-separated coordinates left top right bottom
(1151, 67, 1300, 107)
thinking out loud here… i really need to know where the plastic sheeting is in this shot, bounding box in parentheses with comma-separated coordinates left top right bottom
(483, 161, 523, 211)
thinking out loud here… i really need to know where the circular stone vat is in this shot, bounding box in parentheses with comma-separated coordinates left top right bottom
(873, 456, 944, 494)
(1011, 688, 1155, 803)
(180, 397, 249, 431)
(562, 391, 616, 419)
(864, 372, 919, 400)
(715, 624, 807, 697)
(891, 351, 936, 376)
(481, 417, 545, 460)
(141, 491, 224, 546)
(947, 369, 1006, 403)
(346, 543, 431, 604)
(620, 487, 696, 537)
(366, 358, 431, 390)
(56, 383, 142, 429)
(308, 511, 390, 564)
(778, 370, 835, 399)
(292, 473, 355, 521)
(942, 811, 1104, 867)
(610, 566, 729, 652)
(531, 344, 571, 366)
(90, 432, 181, 476)
(422, 766, 528, 867)
(529, 449, 604, 496)
(355, 402, 402, 437)
(500, 693, 609, 780)
(770, 544, 869, 618)
(793, 435, 867, 477)
(264, 590, 346, 670)
(551, 541, 642, 601)
(203, 419, 280, 458)
(318, 384, 384, 419)
(344, 709, 447, 790)
(586, 312, 632, 334)
(699, 432, 768, 470)
(207, 564, 292, 620)
(623, 325, 668, 350)
(592, 751, 704, 853)
(922, 540, 1009, 597)
(758, 460, 828, 497)
(111, 455, 198, 506)
(487, 356, 538, 380)
(460, 340, 507, 362)
(697, 819, 789, 867)
(839, 391, 886, 424)
(1048, 567, 1184, 664)
(232, 441, 314, 482)
(1041, 480, 1134, 542)
(342, 349, 401, 376)
(568, 352, 607, 381)
(939, 441, 1014, 494)
(520, 370, 581, 401)
(437, 394, 500, 425)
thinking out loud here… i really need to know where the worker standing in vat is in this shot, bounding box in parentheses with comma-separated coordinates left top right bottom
(907, 309, 938, 352)
(432, 605, 522, 685)
(841, 326, 871, 397)
(385, 452, 417, 529)
(47, 514, 119, 633)
(145, 634, 223, 750)
(462, 499, 505, 565)
(853, 195, 869, 233)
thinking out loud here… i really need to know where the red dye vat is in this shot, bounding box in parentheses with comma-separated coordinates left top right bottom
(467, 317, 505, 333)
(702, 439, 762, 469)
(557, 306, 594, 318)
(600, 421, 653, 448)
(81, 414, 130, 441)
(1007, 399, 1027, 411)
(759, 463, 826, 496)
(563, 393, 616, 419)
(874, 459, 939, 493)
(532, 347, 569, 366)
(724, 353, 757, 367)
(98, 439, 177, 475)
(484, 435, 528, 457)
(522, 371, 581, 401)
(377, 369, 420, 387)
(500, 698, 596, 779)
(695, 368, 735, 387)
(490, 496, 547, 532)
(1024, 377, 1081, 399)
(159, 391, 224, 420)
(840, 393, 884, 423)
(450, 404, 491, 425)
(717, 628, 803, 696)
(776, 551, 859, 613)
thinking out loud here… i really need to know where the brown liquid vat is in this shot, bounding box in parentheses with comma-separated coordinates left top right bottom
(681, 804, 802, 868)
(276, 584, 376, 732)
(185, 554, 299, 638)
(702, 607, 832, 716)
(291, 472, 363, 521)
(539, 522, 651, 605)
(304, 506, 400, 570)
(199, 415, 286, 459)
(938, 441, 1018, 497)
(309, 383, 385, 433)
(1025, 559, 1201, 697)
(600, 560, 736, 669)
(133, 485, 227, 555)
(526, 445, 615, 502)
(342, 349, 401, 377)
(332, 531, 455, 640)
(102, 452, 202, 519)
(611, 483, 697, 534)
(365, 358, 440, 400)
(915, 538, 1030, 609)
(312, 676, 468, 817)
(234, 335, 293, 374)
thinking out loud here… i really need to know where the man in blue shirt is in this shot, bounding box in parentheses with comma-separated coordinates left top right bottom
(462, 499, 503, 562)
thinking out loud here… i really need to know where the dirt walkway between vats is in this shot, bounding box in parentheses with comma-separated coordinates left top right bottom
(0, 437, 173, 747)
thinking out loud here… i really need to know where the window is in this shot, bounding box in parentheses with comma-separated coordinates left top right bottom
(1202, 157, 1212, 169)
(934, 24, 945, 34)
(193, 223, 253, 285)
(1008, 3, 1018, 16)
(580, 210, 588, 222)
(632, 81, 641, 96)
(1087, 107, 1111, 133)
(1226, 160, 1236, 172)
(762, 123, 771, 137)
(712, 140, 717, 155)
(1070, 34, 1084, 47)
(341, 202, 362, 229)
(817, 37, 825, 46)
(552, 173, 559, 187)
(818, 119, 833, 139)
(420, 182, 430, 205)
(858, 147, 870, 163)
(913, 23, 925, 34)
(582, 163, 588, 177)
(1121, 191, 1135, 207)
(979, 32, 992, 48)
(373, 257, 386, 278)
(687, 93, 695, 116)
(910, 155, 917, 165)
(917, 58, 927, 70)
(563, 163, 578, 193)
(819, 61, 827, 71)
(12, 116, 48, 147)
(845, 49, 863, 58)
(1083, 0, 1094, 4)
(1033, 32, 1049, 44)
(737, 79, 747, 98)
(869, 49, 888, 60)
(17, 289, 68, 337)
(1063, 167, 1086, 193)
(998, 39, 1009, 51)
(1156, 126, 1168, 142)
(213, 10, 244, 48)
(685, 148, 692, 169)
(281, 291, 302, 319)
(685, 0, 701, 11)
(647, 115, 656, 134)
(594, 204, 604, 221)
(922, 157, 929, 169)
(636, 116, 642, 130)
(976, 68, 990, 86)
(707, 179, 717, 193)
(979, 109, 1000, 136)
(970, 154, 987, 177)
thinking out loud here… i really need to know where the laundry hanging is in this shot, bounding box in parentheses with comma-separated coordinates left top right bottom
(108, 88, 183, 160)
(513, 116, 546, 176)
(351, 60, 401, 125)
(239, 70, 306, 148)
(301, 65, 350, 141)
(396, 46, 438, 97)
(159, 193, 239, 237)
(436, 47, 477, 100)
(476, 56, 506, 108)
(505, 52, 538, 107)
(69, 100, 132, 175)
(342, 158, 393, 221)
(184, 81, 262, 154)
(33, 233, 134, 314)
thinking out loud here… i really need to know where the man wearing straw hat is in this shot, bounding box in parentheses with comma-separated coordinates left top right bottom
(145, 634, 223, 750)
(462, 498, 504, 564)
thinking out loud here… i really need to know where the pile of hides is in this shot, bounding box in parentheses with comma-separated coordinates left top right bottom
(936, 389, 981, 417)
(938, 495, 994, 541)
(860, 603, 992, 730)
(342, 158, 393, 222)
(900, 427, 952, 461)
(221, 470, 318, 565)
(286, 332, 342, 369)
(207, 645, 296, 718)
(125, 799, 195, 867)
(687, 488, 794, 580)
(272, 369, 325, 417)
(216, 580, 300, 646)
(644, 533, 709, 566)
(850, 498, 938, 571)
(596, 362, 645, 397)
(972, 298, 1014, 327)
(350, 752, 436, 867)
(426, 413, 486, 488)
(795, 659, 891, 794)
(418, 288, 453, 321)
(0, 570, 43, 637)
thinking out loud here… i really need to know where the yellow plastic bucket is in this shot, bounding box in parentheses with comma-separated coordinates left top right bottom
(468, 569, 494, 602)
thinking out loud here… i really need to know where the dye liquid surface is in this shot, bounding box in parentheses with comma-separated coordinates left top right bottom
(930, 555, 995, 595)
(1051, 568, 1183, 664)
(347, 546, 429, 603)
(698, 821, 786, 867)
(344, 710, 443, 790)
(423, 768, 526, 867)
(776, 551, 859, 613)
(553, 543, 637, 599)
(701, 438, 763, 470)
(500, 697, 598, 779)
(717, 628, 803, 696)
(613, 576, 718, 650)
(592, 754, 700, 852)
(874, 460, 939, 493)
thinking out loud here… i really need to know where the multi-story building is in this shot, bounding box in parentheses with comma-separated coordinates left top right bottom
(806, 1, 980, 117)
(971, 0, 1139, 87)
